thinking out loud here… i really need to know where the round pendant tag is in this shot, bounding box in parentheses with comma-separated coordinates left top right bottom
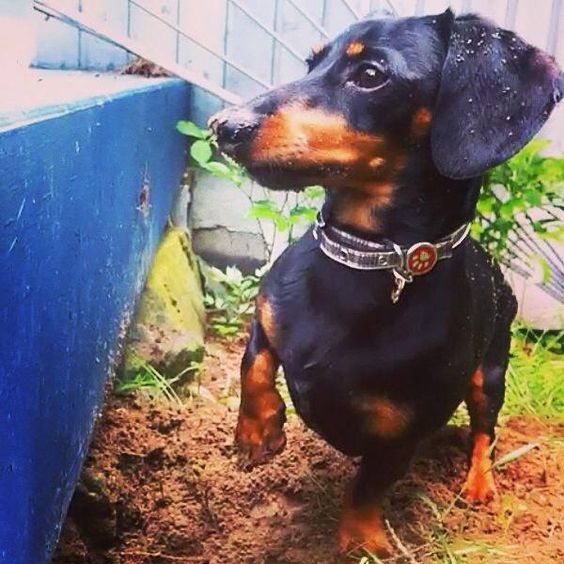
(406, 242, 438, 275)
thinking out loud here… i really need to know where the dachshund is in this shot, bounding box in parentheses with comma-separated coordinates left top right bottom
(210, 9, 563, 556)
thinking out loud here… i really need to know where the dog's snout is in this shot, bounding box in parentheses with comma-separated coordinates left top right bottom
(209, 107, 260, 150)
(215, 119, 257, 145)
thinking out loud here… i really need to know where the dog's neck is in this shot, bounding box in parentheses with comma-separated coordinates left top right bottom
(324, 144, 482, 246)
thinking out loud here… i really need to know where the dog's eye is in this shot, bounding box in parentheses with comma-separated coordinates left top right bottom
(351, 64, 389, 90)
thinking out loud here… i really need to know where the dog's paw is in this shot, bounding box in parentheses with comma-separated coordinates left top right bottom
(338, 504, 392, 557)
(235, 412, 286, 468)
(463, 465, 498, 504)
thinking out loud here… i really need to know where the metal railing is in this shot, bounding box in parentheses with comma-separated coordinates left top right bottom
(34, 1, 367, 101)
(33, 1, 562, 100)
(34, 0, 244, 103)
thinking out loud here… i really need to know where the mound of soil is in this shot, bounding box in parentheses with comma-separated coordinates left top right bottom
(54, 338, 563, 563)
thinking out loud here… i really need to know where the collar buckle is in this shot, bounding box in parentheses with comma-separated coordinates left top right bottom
(390, 243, 414, 303)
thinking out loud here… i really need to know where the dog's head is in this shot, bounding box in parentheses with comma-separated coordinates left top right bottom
(211, 10, 562, 192)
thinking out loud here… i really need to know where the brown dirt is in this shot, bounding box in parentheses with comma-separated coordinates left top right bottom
(121, 58, 173, 78)
(54, 337, 564, 564)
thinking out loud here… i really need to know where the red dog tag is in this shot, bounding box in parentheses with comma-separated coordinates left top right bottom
(406, 242, 438, 275)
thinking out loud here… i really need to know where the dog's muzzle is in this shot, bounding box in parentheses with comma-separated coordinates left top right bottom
(208, 106, 260, 158)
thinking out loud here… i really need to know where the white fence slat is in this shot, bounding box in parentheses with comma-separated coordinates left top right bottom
(302, 0, 326, 21)
(34, 1, 79, 68)
(224, 0, 276, 97)
(546, 0, 562, 56)
(80, 0, 129, 69)
(513, 0, 552, 52)
(178, 0, 226, 86)
(129, 1, 178, 62)
(323, 0, 357, 35)
(469, 0, 508, 27)
(423, 0, 451, 14)
(272, 0, 316, 85)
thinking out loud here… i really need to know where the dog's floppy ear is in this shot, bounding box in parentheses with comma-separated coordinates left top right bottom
(431, 14, 563, 180)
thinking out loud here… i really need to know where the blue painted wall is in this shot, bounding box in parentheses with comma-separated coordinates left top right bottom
(0, 79, 190, 564)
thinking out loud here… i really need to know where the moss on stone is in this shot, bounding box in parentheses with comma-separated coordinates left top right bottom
(120, 228, 205, 387)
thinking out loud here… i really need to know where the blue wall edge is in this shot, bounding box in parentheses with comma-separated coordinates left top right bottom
(0, 78, 191, 564)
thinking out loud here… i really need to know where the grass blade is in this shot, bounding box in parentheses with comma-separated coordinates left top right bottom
(493, 442, 540, 469)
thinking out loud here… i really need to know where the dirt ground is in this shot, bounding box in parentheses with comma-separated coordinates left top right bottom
(54, 337, 564, 564)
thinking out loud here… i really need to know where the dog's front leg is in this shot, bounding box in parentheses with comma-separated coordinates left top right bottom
(235, 318, 286, 467)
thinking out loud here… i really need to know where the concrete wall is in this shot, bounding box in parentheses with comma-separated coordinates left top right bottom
(0, 72, 190, 564)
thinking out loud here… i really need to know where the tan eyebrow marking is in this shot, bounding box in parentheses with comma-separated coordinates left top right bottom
(346, 41, 365, 56)
(410, 107, 432, 137)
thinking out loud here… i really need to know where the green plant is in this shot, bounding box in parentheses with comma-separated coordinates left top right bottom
(474, 139, 564, 263)
(503, 325, 564, 418)
(357, 490, 513, 563)
(448, 324, 563, 426)
(177, 120, 247, 185)
(201, 262, 265, 337)
(176, 120, 324, 260)
(247, 185, 324, 247)
(115, 357, 200, 405)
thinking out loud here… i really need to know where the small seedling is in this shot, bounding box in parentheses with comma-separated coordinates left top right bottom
(116, 358, 201, 406)
(201, 262, 264, 338)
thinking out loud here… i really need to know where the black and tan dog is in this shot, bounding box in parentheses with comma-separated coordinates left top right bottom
(210, 9, 563, 556)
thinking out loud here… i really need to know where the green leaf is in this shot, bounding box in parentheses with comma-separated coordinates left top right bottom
(190, 140, 213, 165)
(252, 199, 278, 210)
(523, 190, 542, 206)
(303, 185, 325, 201)
(203, 161, 232, 178)
(498, 204, 512, 219)
(274, 217, 290, 231)
(177, 120, 208, 139)
(248, 199, 282, 220)
(477, 198, 494, 215)
(475, 138, 564, 263)
(535, 256, 552, 284)
(289, 205, 317, 223)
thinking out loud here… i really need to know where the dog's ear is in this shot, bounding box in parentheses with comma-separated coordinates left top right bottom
(431, 14, 563, 179)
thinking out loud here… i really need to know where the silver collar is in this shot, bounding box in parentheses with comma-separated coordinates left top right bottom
(313, 213, 471, 303)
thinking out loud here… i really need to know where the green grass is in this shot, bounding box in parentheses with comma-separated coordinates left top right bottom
(357, 491, 518, 564)
(503, 326, 563, 418)
(358, 324, 562, 563)
(115, 358, 201, 405)
(449, 325, 563, 427)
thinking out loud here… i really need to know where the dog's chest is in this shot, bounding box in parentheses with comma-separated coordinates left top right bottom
(279, 293, 476, 452)
(265, 237, 495, 453)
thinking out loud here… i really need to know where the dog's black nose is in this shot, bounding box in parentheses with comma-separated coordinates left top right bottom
(209, 107, 260, 150)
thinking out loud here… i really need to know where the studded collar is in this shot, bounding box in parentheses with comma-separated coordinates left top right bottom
(313, 213, 471, 303)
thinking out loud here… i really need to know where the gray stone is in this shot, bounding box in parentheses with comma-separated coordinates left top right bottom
(190, 171, 269, 272)
(193, 226, 267, 274)
(120, 228, 206, 385)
